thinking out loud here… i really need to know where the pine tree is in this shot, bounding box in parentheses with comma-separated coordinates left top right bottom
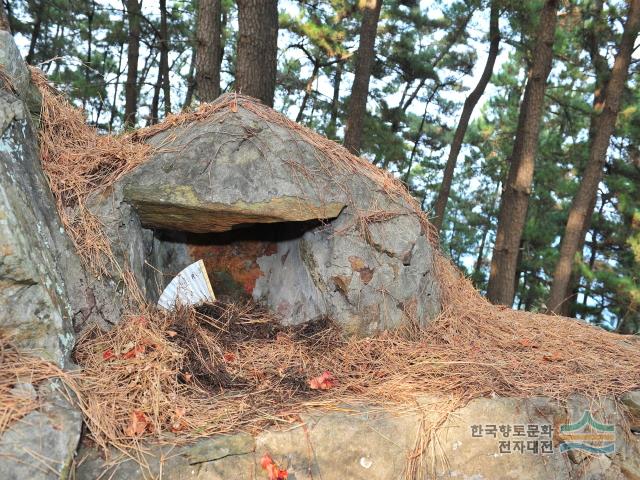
(343, 0, 383, 154)
(236, 0, 279, 106)
(124, 0, 142, 127)
(548, 0, 640, 314)
(431, 0, 500, 231)
(486, 0, 560, 306)
(195, 0, 223, 102)
(0, 1, 10, 32)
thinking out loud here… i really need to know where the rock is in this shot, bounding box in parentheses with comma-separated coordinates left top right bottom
(0, 387, 82, 480)
(0, 89, 75, 365)
(256, 408, 418, 479)
(74, 395, 640, 480)
(85, 182, 157, 323)
(107, 96, 441, 335)
(125, 184, 346, 233)
(0, 83, 116, 356)
(0, 32, 121, 355)
(1, 37, 136, 334)
(0, 31, 42, 118)
(0, 35, 98, 480)
(76, 432, 256, 479)
(622, 391, 640, 420)
(0, 89, 25, 133)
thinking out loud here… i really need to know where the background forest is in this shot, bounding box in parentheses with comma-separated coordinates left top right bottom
(1, 0, 639, 333)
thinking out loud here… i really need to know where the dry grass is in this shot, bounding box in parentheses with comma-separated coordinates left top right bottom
(71, 302, 343, 452)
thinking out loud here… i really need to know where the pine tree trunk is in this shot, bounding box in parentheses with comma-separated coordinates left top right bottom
(236, 0, 278, 107)
(124, 0, 141, 127)
(183, 50, 197, 110)
(195, 0, 222, 102)
(404, 86, 441, 184)
(150, 56, 162, 125)
(485, 0, 559, 306)
(547, 0, 640, 314)
(296, 60, 319, 123)
(326, 61, 343, 139)
(26, 2, 45, 64)
(473, 223, 489, 280)
(82, 1, 95, 111)
(159, 0, 171, 116)
(551, 0, 605, 316)
(109, 41, 125, 130)
(431, 1, 500, 231)
(137, 46, 156, 96)
(3, 1, 16, 33)
(343, 0, 383, 155)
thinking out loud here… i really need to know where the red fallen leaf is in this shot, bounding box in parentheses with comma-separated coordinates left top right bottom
(268, 465, 288, 480)
(543, 351, 563, 362)
(518, 338, 536, 348)
(122, 344, 146, 359)
(223, 352, 236, 363)
(170, 422, 187, 433)
(124, 410, 150, 437)
(261, 453, 288, 480)
(260, 453, 272, 470)
(102, 349, 115, 361)
(170, 407, 187, 432)
(308, 371, 335, 390)
(132, 315, 148, 326)
(166, 330, 178, 338)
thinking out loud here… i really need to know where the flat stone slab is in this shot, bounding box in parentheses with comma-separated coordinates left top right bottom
(75, 394, 640, 479)
(124, 184, 345, 233)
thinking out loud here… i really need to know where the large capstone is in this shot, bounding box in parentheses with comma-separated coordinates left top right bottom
(105, 95, 441, 336)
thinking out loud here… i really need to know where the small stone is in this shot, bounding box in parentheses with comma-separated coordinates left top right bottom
(621, 391, 640, 419)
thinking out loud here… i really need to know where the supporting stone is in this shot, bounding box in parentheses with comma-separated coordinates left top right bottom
(75, 395, 640, 480)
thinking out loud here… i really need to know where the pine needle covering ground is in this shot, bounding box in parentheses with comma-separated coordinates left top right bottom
(30, 68, 149, 275)
(22, 79, 640, 460)
(72, 269, 640, 453)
